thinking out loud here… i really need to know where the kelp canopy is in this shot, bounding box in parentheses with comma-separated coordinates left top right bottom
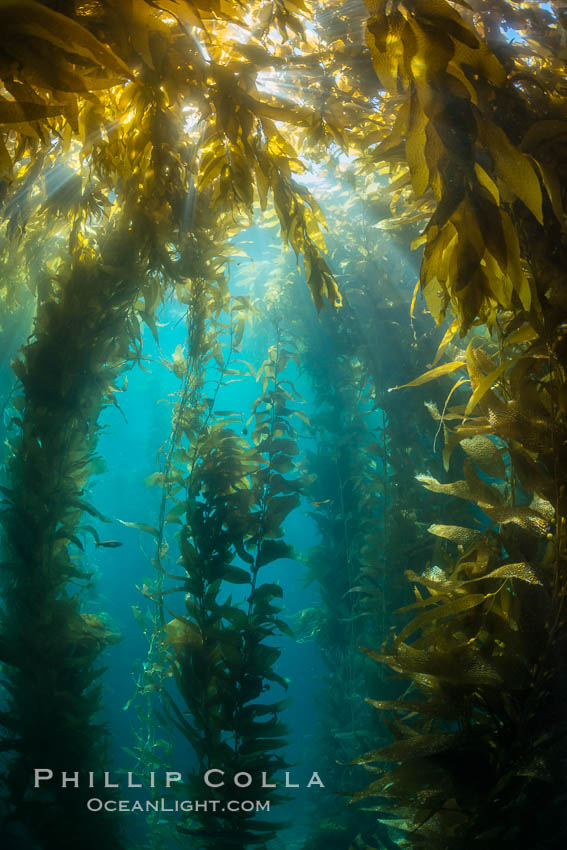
(0, 0, 566, 849)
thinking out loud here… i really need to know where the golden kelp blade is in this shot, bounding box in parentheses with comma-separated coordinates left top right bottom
(388, 359, 466, 391)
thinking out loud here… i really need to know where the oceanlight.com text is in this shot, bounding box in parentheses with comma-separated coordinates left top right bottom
(86, 798, 270, 814)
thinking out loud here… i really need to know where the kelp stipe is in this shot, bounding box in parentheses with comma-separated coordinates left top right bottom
(297, 351, 389, 850)
(0, 232, 142, 849)
(170, 332, 300, 846)
(256, 255, 443, 849)
(124, 240, 231, 847)
(130, 303, 305, 846)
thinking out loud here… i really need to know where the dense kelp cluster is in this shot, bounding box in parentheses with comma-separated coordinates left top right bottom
(151, 318, 305, 846)
(344, 2, 567, 848)
(1, 1, 567, 849)
(0, 229, 138, 849)
(278, 242, 449, 850)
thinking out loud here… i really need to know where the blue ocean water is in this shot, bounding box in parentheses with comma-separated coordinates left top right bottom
(84, 227, 343, 847)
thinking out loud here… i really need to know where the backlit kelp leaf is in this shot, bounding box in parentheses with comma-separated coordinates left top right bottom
(365, 8, 404, 92)
(394, 594, 486, 647)
(303, 245, 342, 312)
(81, 523, 101, 545)
(500, 208, 533, 311)
(172, 344, 187, 378)
(442, 419, 495, 471)
(465, 339, 496, 390)
(503, 323, 539, 347)
(474, 162, 500, 205)
(432, 318, 460, 366)
(269, 437, 299, 456)
(245, 698, 293, 718)
(531, 495, 555, 523)
(427, 524, 481, 546)
(479, 118, 544, 224)
(389, 359, 466, 391)
(353, 731, 464, 765)
(464, 358, 517, 416)
(234, 540, 255, 565)
(460, 435, 505, 479)
(350, 758, 455, 808)
(373, 642, 495, 686)
(415, 468, 502, 506)
(157, 0, 205, 30)
(54, 528, 84, 550)
(239, 737, 287, 756)
(487, 402, 553, 454)
(406, 95, 429, 195)
(264, 669, 289, 689)
(366, 698, 456, 718)
(119, 519, 160, 537)
(463, 458, 504, 506)
(534, 159, 564, 226)
(144, 472, 165, 488)
(165, 618, 203, 651)
(270, 454, 295, 474)
(248, 642, 281, 670)
(424, 400, 466, 421)
(413, 0, 479, 46)
(417, 467, 502, 507)
(166, 503, 186, 523)
(395, 595, 442, 617)
(70, 498, 110, 522)
(417, 473, 470, 500)
(0, 99, 66, 124)
(274, 617, 294, 638)
(0, 131, 12, 178)
(463, 562, 543, 586)
(0, 0, 130, 77)
(404, 569, 449, 594)
(237, 715, 288, 737)
(483, 505, 548, 535)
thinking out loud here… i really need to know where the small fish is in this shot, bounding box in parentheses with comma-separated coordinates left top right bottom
(422, 564, 446, 583)
(311, 499, 331, 506)
(96, 540, 123, 548)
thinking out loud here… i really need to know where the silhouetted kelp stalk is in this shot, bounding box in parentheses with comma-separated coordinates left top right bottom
(168, 326, 305, 846)
(298, 353, 388, 850)
(0, 230, 144, 850)
(249, 233, 437, 848)
(272, 267, 440, 850)
(125, 248, 245, 845)
(131, 312, 305, 847)
(124, 275, 221, 847)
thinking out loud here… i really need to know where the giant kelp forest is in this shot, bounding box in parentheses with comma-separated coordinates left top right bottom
(0, 0, 566, 849)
